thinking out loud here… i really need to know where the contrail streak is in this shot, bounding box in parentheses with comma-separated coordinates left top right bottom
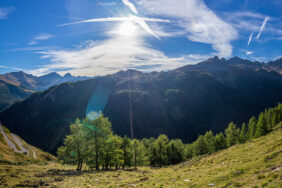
(122, 0, 138, 14)
(247, 33, 253, 46)
(256, 17, 270, 40)
(131, 16, 161, 39)
(59, 16, 170, 39)
(59, 17, 170, 26)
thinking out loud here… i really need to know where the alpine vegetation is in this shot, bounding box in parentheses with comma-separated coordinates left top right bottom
(57, 104, 282, 171)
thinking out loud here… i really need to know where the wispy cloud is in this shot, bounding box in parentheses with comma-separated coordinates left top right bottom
(34, 33, 54, 40)
(0, 7, 15, 19)
(30, 0, 216, 76)
(228, 11, 266, 20)
(138, 0, 238, 57)
(0, 65, 23, 72)
(29, 33, 54, 45)
(256, 17, 270, 40)
(98, 2, 118, 7)
(247, 33, 253, 46)
(9, 46, 57, 52)
(122, 0, 138, 14)
(30, 22, 208, 76)
(33, 31, 189, 76)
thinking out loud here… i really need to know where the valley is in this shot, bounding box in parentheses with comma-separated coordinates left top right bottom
(0, 123, 281, 187)
(0, 57, 281, 154)
(1, 0, 282, 187)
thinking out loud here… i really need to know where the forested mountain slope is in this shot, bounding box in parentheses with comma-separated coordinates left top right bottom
(0, 57, 281, 154)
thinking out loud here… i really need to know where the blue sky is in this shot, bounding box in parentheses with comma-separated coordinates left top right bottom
(0, 0, 281, 76)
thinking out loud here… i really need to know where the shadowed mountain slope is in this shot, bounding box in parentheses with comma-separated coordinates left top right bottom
(0, 71, 90, 111)
(0, 57, 281, 154)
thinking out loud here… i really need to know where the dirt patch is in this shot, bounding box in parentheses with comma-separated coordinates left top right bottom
(271, 165, 282, 172)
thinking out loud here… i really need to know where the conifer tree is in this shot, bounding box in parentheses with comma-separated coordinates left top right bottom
(214, 132, 227, 151)
(185, 144, 193, 159)
(193, 135, 208, 156)
(84, 114, 112, 170)
(255, 112, 268, 137)
(131, 139, 147, 170)
(57, 119, 87, 171)
(110, 135, 124, 170)
(203, 130, 216, 153)
(121, 136, 132, 169)
(225, 122, 239, 147)
(248, 116, 257, 139)
(154, 134, 169, 166)
(167, 139, 184, 164)
(239, 123, 248, 143)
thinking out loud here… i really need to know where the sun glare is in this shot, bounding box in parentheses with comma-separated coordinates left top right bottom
(118, 21, 137, 37)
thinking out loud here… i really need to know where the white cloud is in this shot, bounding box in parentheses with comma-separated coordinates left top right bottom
(31, 22, 206, 76)
(247, 33, 253, 46)
(122, 0, 138, 14)
(246, 51, 253, 55)
(0, 7, 15, 19)
(137, 0, 238, 57)
(28, 41, 38, 45)
(256, 17, 270, 40)
(98, 2, 118, 7)
(29, 33, 54, 45)
(228, 11, 266, 20)
(34, 33, 54, 40)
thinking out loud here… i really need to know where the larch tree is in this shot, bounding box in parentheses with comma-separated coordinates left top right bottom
(214, 132, 227, 151)
(225, 122, 240, 147)
(204, 130, 216, 153)
(57, 119, 87, 171)
(248, 116, 257, 139)
(255, 112, 268, 138)
(240, 122, 248, 143)
(84, 114, 113, 170)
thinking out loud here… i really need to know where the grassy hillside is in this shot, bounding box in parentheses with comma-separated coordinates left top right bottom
(0, 125, 55, 164)
(0, 124, 281, 187)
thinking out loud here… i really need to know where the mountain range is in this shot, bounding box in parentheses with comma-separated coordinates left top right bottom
(0, 71, 90, 111)
(0, 56, 281, 154)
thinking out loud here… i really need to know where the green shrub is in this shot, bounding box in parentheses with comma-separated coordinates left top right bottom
(257, 175, 265, 180)
(2, 126, 10, 134)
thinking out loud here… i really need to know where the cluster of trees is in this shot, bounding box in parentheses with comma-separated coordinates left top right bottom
(57, 113, 186, 171)
(58, 104, 282, 171)
(185, 104, 282, 158)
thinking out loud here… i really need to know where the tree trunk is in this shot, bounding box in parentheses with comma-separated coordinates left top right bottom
(77, 158, 83, 171)
(95, 133, 99, 170)
(134, 148, 137, 171)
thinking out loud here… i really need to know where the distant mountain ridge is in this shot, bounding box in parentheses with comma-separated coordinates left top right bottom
(178, 56, 282, 74)
(0, 71, 90, 91)
(0, 71, 91, 111)
(0, 56, 281, 154)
